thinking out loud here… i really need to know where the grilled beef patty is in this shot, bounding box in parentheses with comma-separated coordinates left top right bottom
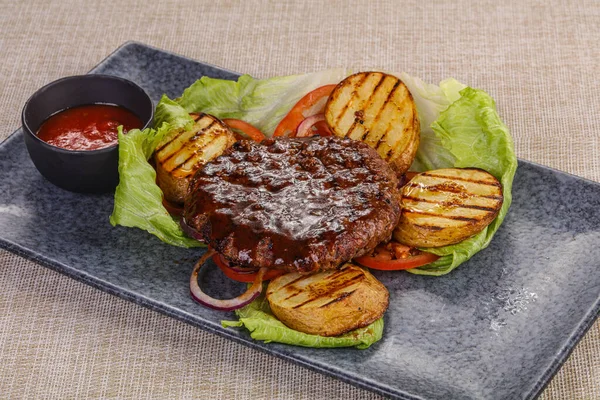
(183, 136, 401, 273)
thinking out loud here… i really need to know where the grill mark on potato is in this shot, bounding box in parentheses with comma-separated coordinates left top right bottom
(155, 113, 207, 154)
(402, 196, 499, 212)
(155, 129, 185, 154)
(421, 172, 502, 187)
(319, 265, 352, 282)
(412, 223, 445, 231)
(333, 73, 369, 126)
(384, 96, 413, 159)
(374, 80, 401, 150)
(280, 270, 362, 301)
(157, 117, 215, 164)
(358, 75, 394, 142)
(404, 182, 503, 200)
(291, 274, 365, 309)
(279, 274, 314, 291)
(345, 73, 385, 138)
(163, 121, 218, 171)
(404, 209, 481, 222)
(318, 290, 356, 308)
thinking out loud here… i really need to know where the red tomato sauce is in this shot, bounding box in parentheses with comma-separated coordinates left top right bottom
(36, 104, 143, 151)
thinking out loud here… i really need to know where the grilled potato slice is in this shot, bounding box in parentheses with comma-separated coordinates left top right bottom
(266, 263, 389, 337)
(154, 113, 236, 204)
(393, 168, 503, 247)
(324, 72, 419, 175)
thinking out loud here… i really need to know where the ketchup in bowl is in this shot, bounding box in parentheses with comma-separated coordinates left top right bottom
(36, 104, 143, 151)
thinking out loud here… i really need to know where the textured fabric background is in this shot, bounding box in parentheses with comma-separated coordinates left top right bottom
(1, 0, 599, 398)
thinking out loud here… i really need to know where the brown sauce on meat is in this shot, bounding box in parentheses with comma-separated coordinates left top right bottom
(184, 136, 400, 273)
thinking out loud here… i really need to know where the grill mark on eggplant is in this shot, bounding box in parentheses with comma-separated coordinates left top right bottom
(345, 73, 385, 139)
(421, 172, 502, 187)
(291, 274, 365, 309)
(164, 121, 218, 172)
(318, 290, 356, 308)
(403, 209, 481, 222)
(333, 73, 370, 127)
(402, 195, 499, 212)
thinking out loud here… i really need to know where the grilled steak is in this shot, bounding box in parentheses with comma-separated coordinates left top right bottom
(183, 136, 401, 273)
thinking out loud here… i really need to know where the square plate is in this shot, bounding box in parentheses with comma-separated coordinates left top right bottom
(1, 41, 599, 400)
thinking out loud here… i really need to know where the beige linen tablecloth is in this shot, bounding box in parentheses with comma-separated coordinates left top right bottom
(1, 0, 598, 398)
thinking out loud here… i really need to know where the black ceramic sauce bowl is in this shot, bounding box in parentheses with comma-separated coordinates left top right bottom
(22, 74, 153, 193)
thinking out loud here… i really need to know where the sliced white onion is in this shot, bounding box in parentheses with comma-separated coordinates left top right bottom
(190, 249, 266, 311)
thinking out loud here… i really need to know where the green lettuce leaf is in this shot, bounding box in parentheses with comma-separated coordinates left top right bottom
(404, 86, 517, 275)
(174, 69, 349, 136)
(109, 123, 203, 248)
(222, 291, 383, 349)
(153, 95, 195, 132)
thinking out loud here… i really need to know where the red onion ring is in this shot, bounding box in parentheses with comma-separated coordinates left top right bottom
(180, 217, 204, 241)
(296, 113, 329, 137)
(190, 249, 266, 311)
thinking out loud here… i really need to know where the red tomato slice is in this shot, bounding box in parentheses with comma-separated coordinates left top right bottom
(354, 241, 440, 270)
(273, 84, 337, 137)
(213, 254, 286, 282)
(222, 118, 266, 142)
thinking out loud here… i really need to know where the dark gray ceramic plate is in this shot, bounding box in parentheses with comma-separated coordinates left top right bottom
(1, 42, 599, 400)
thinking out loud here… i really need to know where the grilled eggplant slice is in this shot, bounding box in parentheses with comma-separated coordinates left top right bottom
(393, 168, 503, 247)
(324, 72, 419, 175)
(154, 113, 236, 204)
(266, 263, 389, 337)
